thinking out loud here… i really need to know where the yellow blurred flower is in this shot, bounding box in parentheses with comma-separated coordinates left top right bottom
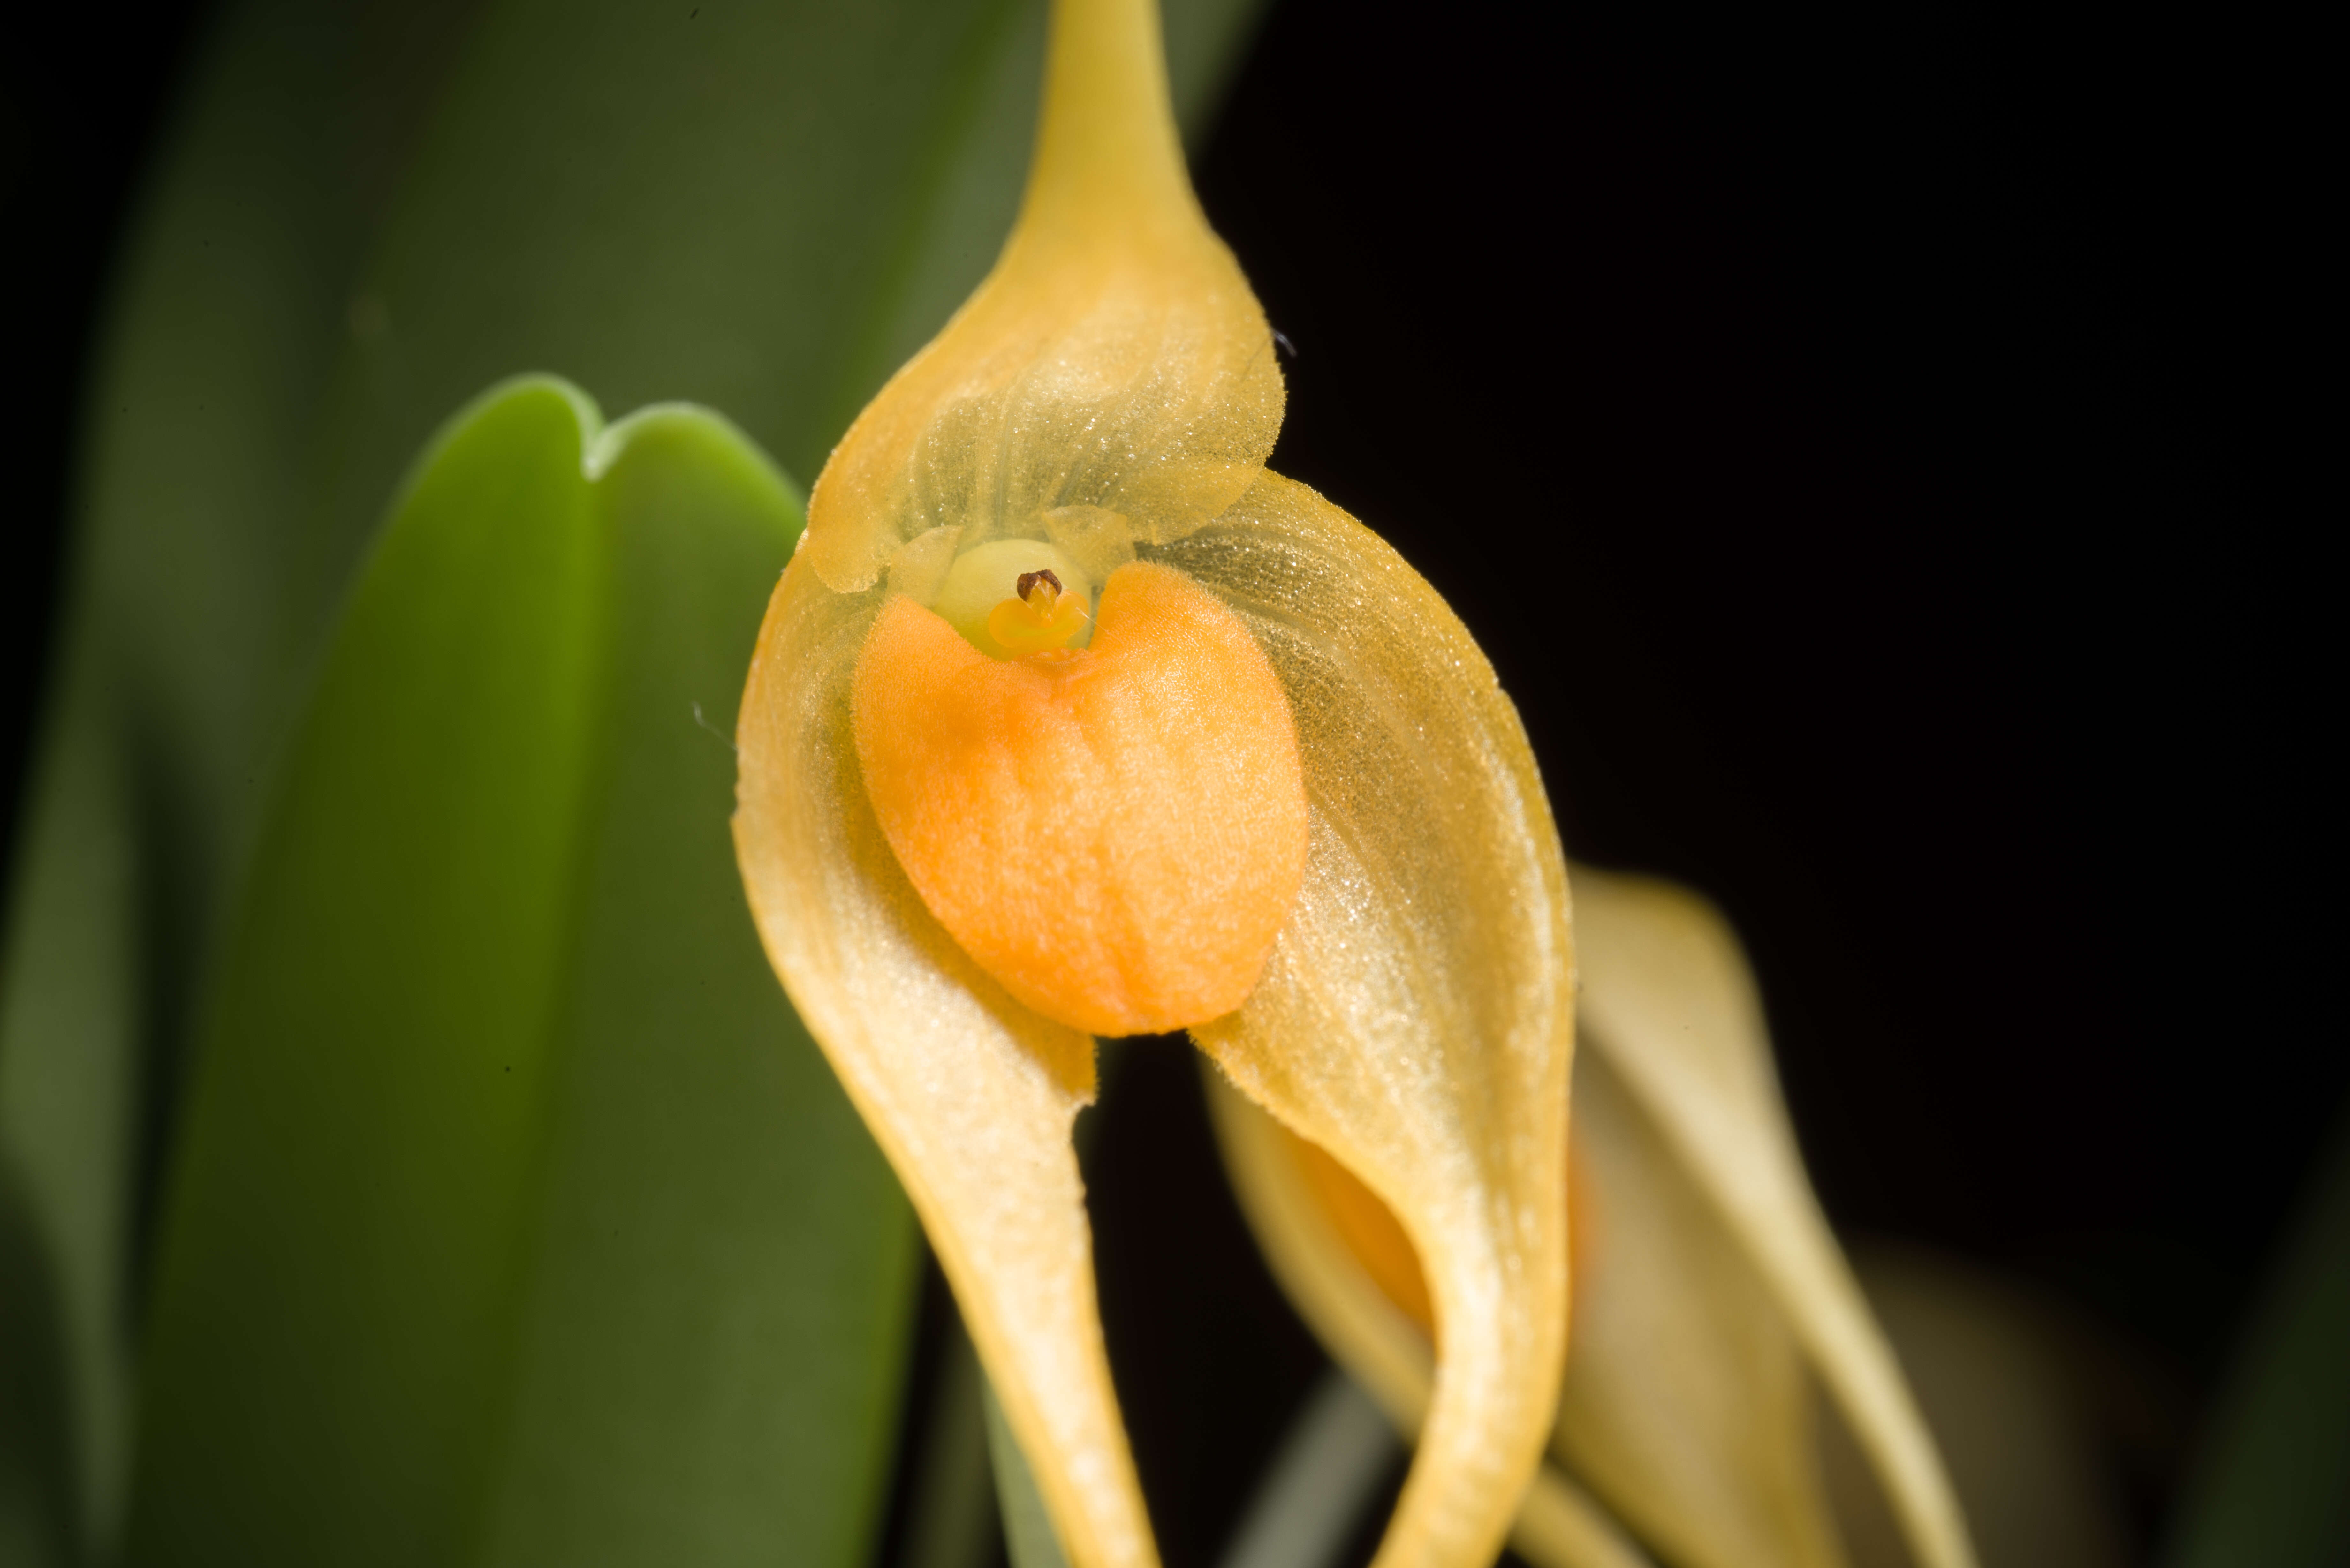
(1213, 868, 1978, 1568)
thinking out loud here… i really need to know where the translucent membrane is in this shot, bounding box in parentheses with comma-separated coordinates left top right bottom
(853, 562, 1308, 1037)
(1164, 473, 1574, 1568)
(800, 0, 1281, 595)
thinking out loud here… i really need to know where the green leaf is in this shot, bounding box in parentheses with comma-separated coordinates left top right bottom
(986, 1382, 1073, 1568)
(4, 6, 491, 1551)
(0, 0, 1267, 1554)
(123, 377, 914, 1566)
(2164, 1104, 2350, 1568)
(898, 1320, 1001, 1568)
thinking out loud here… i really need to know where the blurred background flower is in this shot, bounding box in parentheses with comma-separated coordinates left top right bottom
(0, 3, 2333, 1566)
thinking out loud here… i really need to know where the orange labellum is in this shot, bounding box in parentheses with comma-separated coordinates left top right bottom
(853, 560, 1308, 1037)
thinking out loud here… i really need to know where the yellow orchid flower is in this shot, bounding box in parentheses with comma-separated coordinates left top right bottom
(1211, 866, 1981, 1568)
(733, 1, 1964, 1564)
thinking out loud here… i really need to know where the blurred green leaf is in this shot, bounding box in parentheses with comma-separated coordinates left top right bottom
(126, 378, 914, 1566)
(0, 0, 1264, 1556)
(986, 1382, 1073, 1568)
(2165, 1106, 2350, 1568)
(4, 6, 488, 1549)
(898, 1319, 1000, 1568)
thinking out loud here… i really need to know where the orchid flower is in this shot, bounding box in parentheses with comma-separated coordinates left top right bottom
(733, 0, 1964, 1564)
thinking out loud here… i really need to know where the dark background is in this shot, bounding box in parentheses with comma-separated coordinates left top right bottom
(3, 3, 210, 858)
(4, 2, 2320, 1564)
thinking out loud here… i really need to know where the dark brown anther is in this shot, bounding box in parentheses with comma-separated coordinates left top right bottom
(1015, 569, 1064, 606)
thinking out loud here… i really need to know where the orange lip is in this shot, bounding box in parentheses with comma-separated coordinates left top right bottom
(853, 560, 1308, 1037)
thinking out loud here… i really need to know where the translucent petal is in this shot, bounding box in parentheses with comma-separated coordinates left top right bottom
(801, 0, 1283, 594)
(1207, 860, 1977, 1568)
(1166, 472, 1574, 1567)
(1209, 1051, 1849, 1568)
(732, 556, 1152, 1568)
(1203, 1073, 1642, 1568)
(1571, 867, 1978, 1568)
